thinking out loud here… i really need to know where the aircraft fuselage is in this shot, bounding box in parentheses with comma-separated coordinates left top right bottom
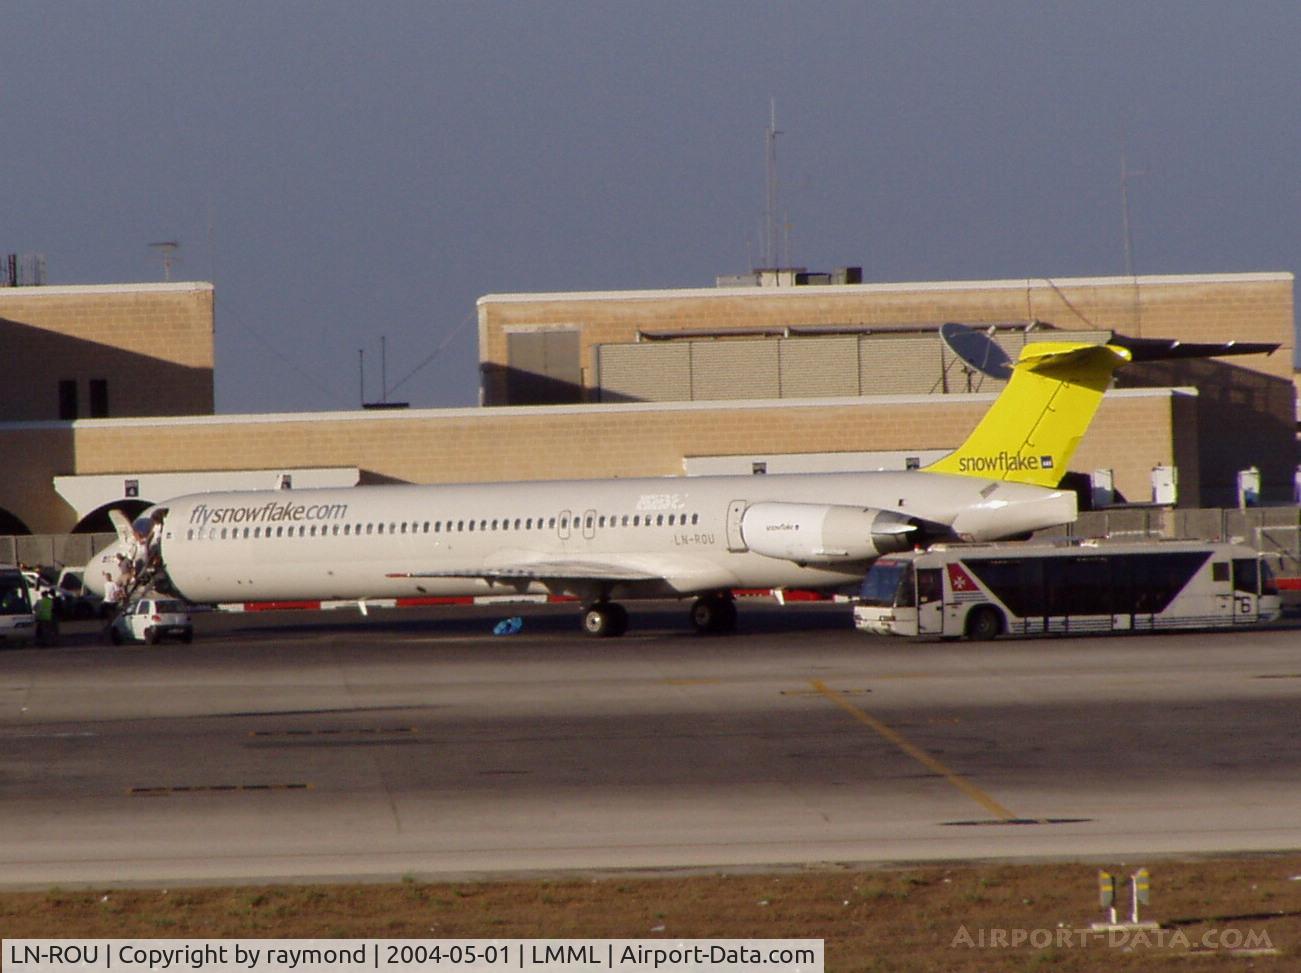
(88, 470, 1074, 606)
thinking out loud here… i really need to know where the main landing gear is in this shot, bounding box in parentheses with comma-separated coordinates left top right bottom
(689, 593, 737, 635)
(581, 601, 628, 638)
(579, 594, 737, 637)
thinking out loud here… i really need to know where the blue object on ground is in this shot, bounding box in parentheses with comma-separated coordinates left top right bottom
(493, 616, 524, 635)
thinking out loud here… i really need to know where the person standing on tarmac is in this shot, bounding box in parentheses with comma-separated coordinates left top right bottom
(102, 572, 122, 613)
(34, 587, 58, 646)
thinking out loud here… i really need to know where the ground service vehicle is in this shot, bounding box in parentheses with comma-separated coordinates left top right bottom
(0, 566, 36, 645)
(110, 598, 193, 644)
(853, 540, 1281, 640)
(54, 566, 102, 619)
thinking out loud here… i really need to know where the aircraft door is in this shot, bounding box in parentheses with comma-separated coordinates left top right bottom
(725, 500, 748, 552)
(915, 567, 944, 635)
(582, 509, 597, 540)
(558, 510, 572, 541)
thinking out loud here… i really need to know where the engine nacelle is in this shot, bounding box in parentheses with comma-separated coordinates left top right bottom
(739, 502, 918, 563)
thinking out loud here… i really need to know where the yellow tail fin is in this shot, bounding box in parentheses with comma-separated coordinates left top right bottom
(924, 342, 1132, 487)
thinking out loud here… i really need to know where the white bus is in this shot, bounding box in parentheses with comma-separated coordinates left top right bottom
(0, 565, 36, 645)
(853, 539, 1281, 640)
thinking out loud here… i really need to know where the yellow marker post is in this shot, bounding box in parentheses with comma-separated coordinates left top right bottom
(1093, 867, 1159, 932)
(1098, 871, 1117, 925)
(1132, 868, 1151, 924)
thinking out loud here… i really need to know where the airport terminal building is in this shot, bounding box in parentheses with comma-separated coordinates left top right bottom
(0, 271, 1296, 550)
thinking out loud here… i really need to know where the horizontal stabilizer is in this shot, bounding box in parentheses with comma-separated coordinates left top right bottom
(1107, 334, 1278, 361)
(1016, 342, 1132, 370)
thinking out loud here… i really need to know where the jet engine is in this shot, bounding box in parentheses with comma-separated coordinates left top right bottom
(739, 502, 918, 563)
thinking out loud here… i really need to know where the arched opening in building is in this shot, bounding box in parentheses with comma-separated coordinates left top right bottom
(0, 508, 32, 536)
(74, 499, 153, 534)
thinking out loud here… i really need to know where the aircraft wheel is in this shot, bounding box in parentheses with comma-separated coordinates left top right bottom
(582, 602, 627, 638)
(690, 595, 737, 635)
(607, 603, 628, 637)
(965, 606, 1003, 641)
(716, 597, 737, 633)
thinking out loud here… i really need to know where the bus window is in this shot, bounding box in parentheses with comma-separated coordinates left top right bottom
(894, 565, 916, 607)
(916, 568, 942, 605)
(1260, 560, 1278, 596)
(967, 557, 1039, 617)
(1232, 558, 1259, 594)
(1064, 556, 1112, 615)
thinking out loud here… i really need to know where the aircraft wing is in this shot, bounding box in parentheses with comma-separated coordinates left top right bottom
(387, 549, 741, 592)
(388, 559, 661, 583)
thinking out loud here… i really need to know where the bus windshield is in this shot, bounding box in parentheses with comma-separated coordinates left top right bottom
(0, 573, 32, 615)
(858, 560, 914, 608)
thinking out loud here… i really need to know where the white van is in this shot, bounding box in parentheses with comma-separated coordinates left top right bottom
(54, 566, 103, 619)
(0, 565, 36, 645)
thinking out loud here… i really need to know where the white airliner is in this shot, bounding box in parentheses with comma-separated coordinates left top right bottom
(82, 332, 1272, 636)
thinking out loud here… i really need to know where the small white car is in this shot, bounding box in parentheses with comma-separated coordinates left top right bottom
(110, 598, 194, 645)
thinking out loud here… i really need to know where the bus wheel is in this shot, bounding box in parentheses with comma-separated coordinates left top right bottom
(966, 606, 1003, 641)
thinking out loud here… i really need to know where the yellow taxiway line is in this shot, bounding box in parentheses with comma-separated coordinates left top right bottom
(810, 678, 1019, 822)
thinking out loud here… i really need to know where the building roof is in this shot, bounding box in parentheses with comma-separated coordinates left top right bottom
(478, 271, 1294, 306)
(0, 281, 212, 299)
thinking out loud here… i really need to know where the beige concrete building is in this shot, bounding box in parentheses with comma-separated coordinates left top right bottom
(476, 271, 1295, 506)
(477, 272, 1295, 403)
(0, 282, 214, 422)
(1, 389, 1190, 534)
(0, 271, 1294, 537)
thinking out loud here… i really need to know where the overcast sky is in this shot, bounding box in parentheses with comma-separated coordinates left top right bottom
(4, 1, 1298, 413)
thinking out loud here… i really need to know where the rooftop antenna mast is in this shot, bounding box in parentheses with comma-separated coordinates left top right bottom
(149, 240, 180, 282)
(763, 98, 781, 269)
(1120, 137, 1145, 279)
(1120, 129, 1146, 334)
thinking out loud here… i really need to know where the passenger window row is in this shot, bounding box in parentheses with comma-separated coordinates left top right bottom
(187, 521, 435, 541)
(184, 511, 701, 541)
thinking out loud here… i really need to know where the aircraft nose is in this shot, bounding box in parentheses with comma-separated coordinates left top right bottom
(82, 542, 122, 596)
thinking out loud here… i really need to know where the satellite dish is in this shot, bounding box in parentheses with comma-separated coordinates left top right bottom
(940, 323, 1013, 381)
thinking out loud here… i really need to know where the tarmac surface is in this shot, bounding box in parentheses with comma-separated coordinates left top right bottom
(1, 601, 1298, 888)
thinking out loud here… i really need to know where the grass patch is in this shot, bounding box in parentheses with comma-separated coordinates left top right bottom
(1, 855, 1297, 971)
